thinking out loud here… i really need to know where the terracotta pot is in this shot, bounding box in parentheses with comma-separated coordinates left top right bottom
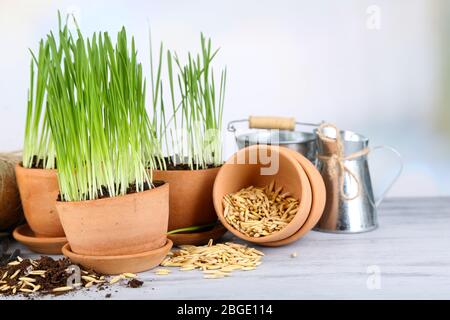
(263, 147, 326, 246)
(15, 164, 63, 237)
(153, 167, 220, 231)
(57, 183, 169, 256)
(213, 145, 312, 244)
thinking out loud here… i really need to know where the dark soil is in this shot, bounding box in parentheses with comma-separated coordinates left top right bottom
(155, 157, 220, 171)
(127, 181, 165, 194)
(165, 163, 218, 170)
(57, 181, 165, 201)
(0, 256, 146, 297)
(96, 181, 165, 199)
(0, 256, 105, 296)
(127, 279, 143, 288)
(29, 156, 57, 169)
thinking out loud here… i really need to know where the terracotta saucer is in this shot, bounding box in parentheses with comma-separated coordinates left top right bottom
(62, 239, 173, 275)
(168, 224, 228, 246)
(262, 148, 326, 247)
(13, 224, 67, 255)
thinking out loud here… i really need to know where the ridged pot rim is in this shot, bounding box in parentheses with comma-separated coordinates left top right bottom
(55, 182, 169, 206)
(213, 144, 312, 243)
(15, 163, 57, 175)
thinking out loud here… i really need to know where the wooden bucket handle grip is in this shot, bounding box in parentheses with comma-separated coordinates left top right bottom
(248, 116, 296, 131)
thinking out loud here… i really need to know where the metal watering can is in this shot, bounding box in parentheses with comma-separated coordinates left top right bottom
(313, 123, 403, 233)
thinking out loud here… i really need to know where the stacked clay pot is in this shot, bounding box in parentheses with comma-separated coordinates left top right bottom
(58, 183, 171, 274)
(153, 167, 220, 232)
(153, 165, 228, 246)
(15, 164, 63, 237)
(213, 145, 326, 246)
(13, 164, 66, 255)
(57, 184, 170, 256)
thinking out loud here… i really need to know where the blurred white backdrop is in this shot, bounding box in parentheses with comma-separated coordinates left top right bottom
(1, 0, 449, 197)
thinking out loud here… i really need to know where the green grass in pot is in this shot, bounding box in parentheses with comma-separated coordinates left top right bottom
(14, 16, 72, 238)
(44, 17, 169, 258)
(151, 33, 227, 170)
(22, 36, 57, 169)
(46, 24, 161, 201)
(150, 33, 227, 236)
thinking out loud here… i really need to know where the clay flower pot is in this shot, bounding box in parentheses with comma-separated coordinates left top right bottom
(57, 183, 169, 256)
(15, 163, 64, 237)
(213, 145, 312, 244)
(153, 167, 220, 231)
(263, 147, 326, 246)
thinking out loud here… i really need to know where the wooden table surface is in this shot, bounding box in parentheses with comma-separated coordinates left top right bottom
(3, 197, 450, 300)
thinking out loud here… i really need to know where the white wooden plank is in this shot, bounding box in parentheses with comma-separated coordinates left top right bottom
(2, 197, 450, 299)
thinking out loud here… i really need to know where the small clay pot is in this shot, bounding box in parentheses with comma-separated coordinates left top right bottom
(57, 183, 169, 256)
(213, 145, 312, 244)
(15, 164, 63, 237)
(153, 167, 220, 231)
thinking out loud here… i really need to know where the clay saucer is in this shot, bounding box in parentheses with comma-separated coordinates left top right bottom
(262, 148, 326, 247)
(168, 224, 228, 246)
(62, 239, 173, 275)
(13, 224, 67, 255)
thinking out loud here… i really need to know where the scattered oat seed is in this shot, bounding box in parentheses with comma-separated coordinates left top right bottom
(109, 275, 123, 284)
(52, 286, 73, 292)
(155, 269, 171, 275)
(160, 241, 263, 278)
(122, 273, 137, 278)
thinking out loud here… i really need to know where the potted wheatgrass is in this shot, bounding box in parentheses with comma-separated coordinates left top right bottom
(15, 26, 65, 240)
(46, 21, 170, 272)
(151, 34, 227, 244)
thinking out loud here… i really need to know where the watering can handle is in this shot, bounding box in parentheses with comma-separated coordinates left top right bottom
(371, 145, 403, 207)
(227, 117, 319, 133)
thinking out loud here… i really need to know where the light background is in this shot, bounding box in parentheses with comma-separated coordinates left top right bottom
(1, 0, 449, 197)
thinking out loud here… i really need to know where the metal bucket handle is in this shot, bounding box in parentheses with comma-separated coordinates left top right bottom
(227, 116, 319, 135)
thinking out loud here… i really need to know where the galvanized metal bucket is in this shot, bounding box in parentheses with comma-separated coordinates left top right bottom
(227, 116, 319, 163)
